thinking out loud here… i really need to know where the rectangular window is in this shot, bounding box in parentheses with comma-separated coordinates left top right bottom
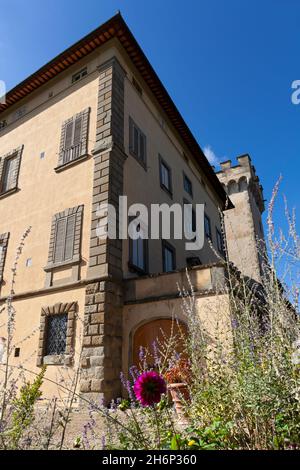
(72, 67, 88, 84)
(183, 199, 196, 239)
(58, 108, 90, 168)
(54, 214, 76, 263)
(0, 120, 7, 130)
(129, 117, 146, 166)
(204, 214, 212, 240)
(14, 106, 26, 121)
(162, 241, 176, 272)
(216, 228, 225, 256)
(183, 173, 193, 197)
(129, 222, 148, 274)
(45, 313, 68, 356)
(37, 302, 76, 366)
(63, 116, 83, 164)
(159, 156, 172, 195)
(46, 206, 83, 285)
(1, 154, 18, 193)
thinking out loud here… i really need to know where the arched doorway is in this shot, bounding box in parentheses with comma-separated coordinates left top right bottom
(131, 318, 187, 369)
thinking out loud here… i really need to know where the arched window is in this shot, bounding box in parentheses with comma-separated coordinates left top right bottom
(238, 176, 248, 192)
(227, 180, 239, 195)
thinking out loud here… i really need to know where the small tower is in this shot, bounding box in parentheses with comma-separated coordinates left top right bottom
(216, 154, 265, 283)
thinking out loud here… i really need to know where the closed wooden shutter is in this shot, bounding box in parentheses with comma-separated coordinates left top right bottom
(54, 218, 67, 263)
(63, 121, 74, 164)
(64, 215, 76, 260)
(2, 156, 17, 192)
(73, 116, 83, 160)
(73, 116, 82, 146)
(58, 108, 90, 167)
(53, 215, 76, 263)
(64, 121, 74, 150)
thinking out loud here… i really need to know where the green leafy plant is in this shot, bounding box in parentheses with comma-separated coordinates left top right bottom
(9, 366, 46, 449)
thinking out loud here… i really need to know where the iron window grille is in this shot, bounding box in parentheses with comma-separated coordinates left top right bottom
(45, 313, 68, 356)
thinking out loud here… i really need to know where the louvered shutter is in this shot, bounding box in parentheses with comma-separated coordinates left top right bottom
(64, 121, 74, 150)
(64, 215, 76, 260)
(54, 218, 67, 263)
(72, 116, 83, 160)
(63, 121, 74, 164)
(2, 157, 18, 192)
(57, 108, 90, 167)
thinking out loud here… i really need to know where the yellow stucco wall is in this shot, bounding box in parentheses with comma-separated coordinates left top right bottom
(0, 286, 86, 400)
(122, 292, 232, 376)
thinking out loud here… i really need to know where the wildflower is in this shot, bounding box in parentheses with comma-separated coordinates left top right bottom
(188, 440, 196, 447)
(152, 341, 161, 367)
(133, 371, 166, 407)
(139, 346, 145, 362)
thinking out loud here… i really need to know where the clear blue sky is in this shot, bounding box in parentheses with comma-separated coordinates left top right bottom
(1, 0, 299, 235)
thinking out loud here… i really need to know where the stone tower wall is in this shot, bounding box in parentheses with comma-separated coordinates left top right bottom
(216, 155, 265, 283)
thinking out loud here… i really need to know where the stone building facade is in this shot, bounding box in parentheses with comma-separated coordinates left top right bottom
(0, 14, 265, 402)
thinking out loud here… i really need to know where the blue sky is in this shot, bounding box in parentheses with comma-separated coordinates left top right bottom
(0, 0, 299, 236)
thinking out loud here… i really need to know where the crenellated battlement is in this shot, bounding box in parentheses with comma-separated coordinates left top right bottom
(216, 154, 265, 213)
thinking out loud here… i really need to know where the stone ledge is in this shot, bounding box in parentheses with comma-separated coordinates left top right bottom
(54, 153, 91, 173)
(0, 187, 19, 200)
(43, 354, 73, 366)
(44, 255, 81, 272)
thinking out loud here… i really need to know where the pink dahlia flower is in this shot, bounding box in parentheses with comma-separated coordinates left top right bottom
(133, 371, 167, 407)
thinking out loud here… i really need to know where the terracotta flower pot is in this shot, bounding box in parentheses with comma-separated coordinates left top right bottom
(168, 383, 190, 421)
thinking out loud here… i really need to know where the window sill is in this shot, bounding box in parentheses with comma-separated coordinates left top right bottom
(0, 187, 18, 200)
(44, 255, 81, 272)
(160, 183, 173, 199)
(54, 154, 90, 173)
(43, 354, 73, 366)
(128, 262, 147, 276)
(129, 150, 147, 171)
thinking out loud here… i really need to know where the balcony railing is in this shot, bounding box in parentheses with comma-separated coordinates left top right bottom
(62, 142, 83, 165)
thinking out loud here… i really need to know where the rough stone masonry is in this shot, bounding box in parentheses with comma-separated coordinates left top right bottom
(80, 57, 127, 403)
